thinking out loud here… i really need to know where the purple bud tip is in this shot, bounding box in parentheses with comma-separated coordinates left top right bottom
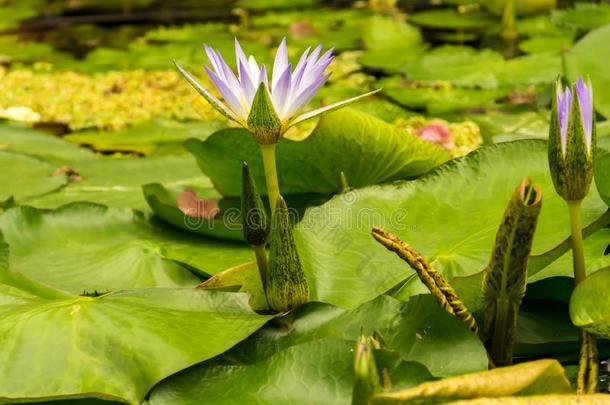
(575, 76, 593, 151)
(556, 83, 572, 154)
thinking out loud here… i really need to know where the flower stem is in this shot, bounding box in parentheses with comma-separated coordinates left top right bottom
(260, 143, 280, 212)
(568, 200, 586, 284)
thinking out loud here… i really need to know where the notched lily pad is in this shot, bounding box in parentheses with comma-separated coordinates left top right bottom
(0, 150, 68, 202)
(186, 108, 450, 197)
(0, 269, 271, 404)
(0, 203, 253, 293)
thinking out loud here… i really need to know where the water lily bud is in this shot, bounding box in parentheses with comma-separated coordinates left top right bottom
(484, 177, 542, 367)
(548, 77, 596, 201)
(352, 334, 381, 405)
(247, 83, 282, 144)
(241, 162, 269, 246)
(265, 196, 309, 312)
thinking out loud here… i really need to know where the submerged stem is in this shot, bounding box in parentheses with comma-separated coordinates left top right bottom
(260, 143, 280, 212)
(577, 330, 599, 394)
(568, 199, 598, 393)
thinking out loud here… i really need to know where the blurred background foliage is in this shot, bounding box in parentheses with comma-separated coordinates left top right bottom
(0, 0, 608, 154)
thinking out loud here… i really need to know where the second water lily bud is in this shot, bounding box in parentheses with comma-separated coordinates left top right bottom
(548, 76, 596, 201)
(266, 196, 309, 312)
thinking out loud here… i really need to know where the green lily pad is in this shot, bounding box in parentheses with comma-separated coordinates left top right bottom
(27, 155, 210, 212)
(570, 266, 610, 338)
(403, 46, 560, 89)
(0, 124, 94, 164)
(359, 15, 427, 73)
(409, 9, 496, 30)
(0, 203, 253, 294)
(595, 149, 610, 206)
(513, 299, 581, 358)
(528, 229, 610, 283)
(227, 294, 488, 377)
(186, 108, 450, 197)
(143, 183, 243, 241)
(150, 339, 433, 405)
(565, 23, 610, 118)
(0, 35, 73, 64)
(64, 119, 224, 156)
(0, 268, 271, 404)
(519, 35, 575, 54)
(380, 76, 508, 114)
(0, 150, 67, 201)
(293, 140, 607, 308)
(552, 2, 610, 31)
(466, 111, 549, 143)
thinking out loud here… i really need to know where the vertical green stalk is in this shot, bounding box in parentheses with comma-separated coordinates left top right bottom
(568, 200, 586, 284)
(260, 143, 280, 212)
(568, 199, 598, 393)
(501, 0, 517, 41)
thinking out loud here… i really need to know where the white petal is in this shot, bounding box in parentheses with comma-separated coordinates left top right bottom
(272, 37, 288, 88)
(238, 60, 256, 107)
(286, 89, 381, 128)
(272, 64, 292, 117)
(174, 61, 241, 123)
(234, 37, 249, 77)
(282, 73, 329, 119)
(247, 55, 260, 81)
(204, 65, 248, 120)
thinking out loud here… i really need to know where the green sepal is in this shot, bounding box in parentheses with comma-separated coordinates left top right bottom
(548, 78, 596, 201)
(241, 162, 269, 246)
(265, 196, 309, 312)
(352, 333, 381, 405)
(247, 83, 282, 144)
(483, 177, 543, 367)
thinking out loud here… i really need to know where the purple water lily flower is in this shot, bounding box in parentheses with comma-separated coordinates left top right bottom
(556, 76, 593, 154)
(175, 38, 379, 138)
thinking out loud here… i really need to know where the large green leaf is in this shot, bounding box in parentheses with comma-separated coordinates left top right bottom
(570, 266, 610, 338)
(0, 272, 271, 404)
(380, 76, 508, 114)
(27, 155, 210, 212)
(358, 15, 426, 73)
(552, 2, 610, 31)
(0, 203, 253, 294)
(528, 229, 610, 283)
(0, 124, 94, 164)
(149, 339, 432, 405)
(227, 294, 487, 377)
(595, 151, 610, 206)
(565, 23, 610, 118)
(64, 119, 223, 156)
(0, 150, 67, 201)
(402, 46, 560, 89)
(142, 183, 242, 241)
(186, 108, 450, 197)
(409, 9, 496, 29)
(294, 140, 607, 308)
